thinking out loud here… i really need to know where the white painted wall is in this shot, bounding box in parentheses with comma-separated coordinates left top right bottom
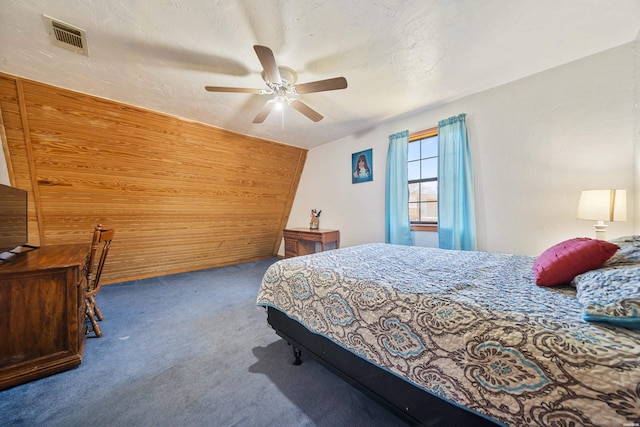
(635, 32, 640, 234)
(0, 141, 9, 185)
(286, 43, 636, 256)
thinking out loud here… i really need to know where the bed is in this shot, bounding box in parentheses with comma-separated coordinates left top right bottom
(256, 239, 640, 426)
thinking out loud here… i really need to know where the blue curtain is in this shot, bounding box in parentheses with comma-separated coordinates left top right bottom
(385, 130, 412, 245)
(437, 114, 477, 250)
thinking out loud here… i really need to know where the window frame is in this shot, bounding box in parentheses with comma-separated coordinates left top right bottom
(409, 127, 438, 232)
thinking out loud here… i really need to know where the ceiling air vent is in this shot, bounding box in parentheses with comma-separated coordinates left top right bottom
(43, 15, 89, 56)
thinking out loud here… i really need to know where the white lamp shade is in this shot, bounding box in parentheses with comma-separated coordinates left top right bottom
(577, 189, 627, 222)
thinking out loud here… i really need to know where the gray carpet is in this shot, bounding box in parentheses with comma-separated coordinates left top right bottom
(0, 258, 409, 427)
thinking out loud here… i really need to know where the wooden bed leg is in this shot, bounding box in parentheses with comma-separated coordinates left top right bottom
(292, 346, 302, 365)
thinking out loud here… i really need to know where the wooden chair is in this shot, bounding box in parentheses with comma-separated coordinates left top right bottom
(85, 225, 115, 338)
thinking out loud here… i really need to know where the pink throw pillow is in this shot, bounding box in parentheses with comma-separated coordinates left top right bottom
(533, 238, 619, 287)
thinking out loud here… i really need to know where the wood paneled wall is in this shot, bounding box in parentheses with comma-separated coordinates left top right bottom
(0, 73, 306, 284)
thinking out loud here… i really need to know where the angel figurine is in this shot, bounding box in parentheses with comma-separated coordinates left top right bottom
(310, 209, 321, 229)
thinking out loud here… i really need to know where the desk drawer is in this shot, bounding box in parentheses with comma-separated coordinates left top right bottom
(284, 239, 298, 253)
(283, 232, 322, 242)
(284, 239, 298, 258)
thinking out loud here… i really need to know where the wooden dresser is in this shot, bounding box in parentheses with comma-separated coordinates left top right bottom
(0, 244, 90, 390)
(283, 228, 340, 258)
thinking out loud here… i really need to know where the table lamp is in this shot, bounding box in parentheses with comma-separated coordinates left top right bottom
(576, 189, 627, 240)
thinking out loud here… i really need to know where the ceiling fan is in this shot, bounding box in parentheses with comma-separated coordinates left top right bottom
(205, 45, 347, 124)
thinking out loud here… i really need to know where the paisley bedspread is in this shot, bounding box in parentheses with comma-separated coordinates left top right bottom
(256, 243, 640, 426)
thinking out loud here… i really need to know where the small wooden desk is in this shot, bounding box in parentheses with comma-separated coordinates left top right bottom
(283, 228, 340, 258)
(0, 244, 90, 390)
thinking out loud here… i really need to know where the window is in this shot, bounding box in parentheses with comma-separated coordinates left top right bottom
(408, 127, 438, 231)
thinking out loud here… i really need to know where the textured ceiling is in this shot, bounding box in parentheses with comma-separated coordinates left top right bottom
(1, 0, 639, 149)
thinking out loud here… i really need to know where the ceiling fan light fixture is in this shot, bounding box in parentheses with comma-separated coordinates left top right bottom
(274, 96, 285, 110)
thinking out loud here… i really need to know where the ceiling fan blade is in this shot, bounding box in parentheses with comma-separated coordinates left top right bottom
(290, 99, 323, 122)
(253, 101, 275, 123)
(254, 45, 281, 84)
(205, 86, 262, 94)
(294, 77, 348, 94)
